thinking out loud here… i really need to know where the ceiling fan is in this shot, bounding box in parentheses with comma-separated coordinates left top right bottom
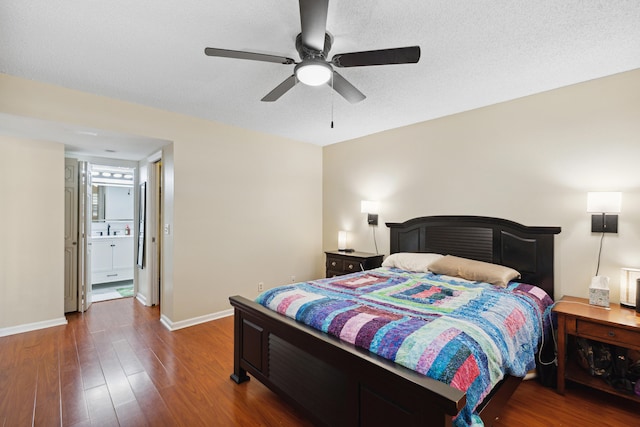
(204, 0, 420, 104)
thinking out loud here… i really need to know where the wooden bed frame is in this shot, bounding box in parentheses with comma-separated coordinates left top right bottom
(229, 216, 561, 426)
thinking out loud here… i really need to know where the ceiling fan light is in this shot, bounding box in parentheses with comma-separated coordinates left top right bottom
(295, 60, 332, 86)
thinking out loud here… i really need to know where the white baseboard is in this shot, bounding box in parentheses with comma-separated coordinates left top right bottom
(135, 292, 148, 306)
(0, 317, 68, 338)
(0, 306, 234, 337)
(160, 308, 234, 331)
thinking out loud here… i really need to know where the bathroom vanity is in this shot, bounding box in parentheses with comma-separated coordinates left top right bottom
(91, 235, 134, 284)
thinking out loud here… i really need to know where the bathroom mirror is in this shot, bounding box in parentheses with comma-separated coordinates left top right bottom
(92, 184, 134, 221)
(91, 165, 135, 222)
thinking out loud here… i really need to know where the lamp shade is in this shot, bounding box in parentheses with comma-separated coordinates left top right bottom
(587, 192, 621, 213)
(360, 200, 380, 214)
(620, 267, 639, 308)
(338, 230, 348, 251)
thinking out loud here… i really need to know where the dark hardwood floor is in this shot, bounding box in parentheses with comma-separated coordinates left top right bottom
(0, 297, 638, 426)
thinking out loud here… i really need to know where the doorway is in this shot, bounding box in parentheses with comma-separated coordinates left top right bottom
(90, 165, 136, 303)
(64, 156, 164, 313)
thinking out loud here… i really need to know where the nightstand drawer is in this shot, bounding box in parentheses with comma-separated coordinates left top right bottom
(576, 320, 640, 348)
(326, 258, 343, 271)
(324, 251, 384, 278)
(326, 258, 361, 273)
(343, 260, 360, 273)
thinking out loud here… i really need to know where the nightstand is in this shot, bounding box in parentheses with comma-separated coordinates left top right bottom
(325, 251, 384, 278)
(553, 296, 640, 403)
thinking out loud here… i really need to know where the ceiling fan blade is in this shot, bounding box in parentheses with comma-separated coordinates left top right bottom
(205, 47, 296, 65)
(329, 71, 366, 104)
(331, 46, 421, 67)
(299, 0, 329, 52)
(261, 75, 298, 102)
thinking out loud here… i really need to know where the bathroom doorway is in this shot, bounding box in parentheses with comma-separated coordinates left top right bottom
(90, 165, 136, 302)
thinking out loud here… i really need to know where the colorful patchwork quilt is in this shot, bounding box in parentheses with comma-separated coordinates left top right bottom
(256, 267, 554, 427)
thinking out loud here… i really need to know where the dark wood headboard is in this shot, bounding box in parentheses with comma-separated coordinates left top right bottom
(386, 216, 561, 299)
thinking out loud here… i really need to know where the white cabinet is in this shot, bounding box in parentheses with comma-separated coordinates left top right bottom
(91, 236, 134, 284)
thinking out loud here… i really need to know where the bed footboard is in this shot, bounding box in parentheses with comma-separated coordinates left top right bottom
(230, 295, 465, 427)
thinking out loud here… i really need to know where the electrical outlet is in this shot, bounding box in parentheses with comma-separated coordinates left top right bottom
(291, 275, 296, 283)
(258, 282, 264, 291)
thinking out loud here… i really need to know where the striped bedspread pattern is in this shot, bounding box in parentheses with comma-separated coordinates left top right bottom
(256, 267, 553, 426)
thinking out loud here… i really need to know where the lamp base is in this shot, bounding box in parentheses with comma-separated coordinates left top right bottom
(591, 214, 618, 233)
(338, 248, 355, 253)
(620, 302, 636, 309)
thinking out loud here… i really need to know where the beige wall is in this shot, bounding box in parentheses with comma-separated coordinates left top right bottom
(323, 69, 640, 302)
(170, 129, 322, 322)
(3, 67, 638, 332)
(0, 136, 65, 329)
(0, 73, 322, 330)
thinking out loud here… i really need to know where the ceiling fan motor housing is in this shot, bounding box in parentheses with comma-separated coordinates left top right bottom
(295, 32, 333, 61)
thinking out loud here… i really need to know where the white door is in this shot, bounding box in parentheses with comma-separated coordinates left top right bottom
(79, 162, 93, 312)
(64, 159, 79, 312)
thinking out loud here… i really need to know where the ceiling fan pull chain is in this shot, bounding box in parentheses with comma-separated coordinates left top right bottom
(330, 72, 334, 129)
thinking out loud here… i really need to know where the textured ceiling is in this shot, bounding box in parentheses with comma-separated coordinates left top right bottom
(1, 1, 640, 158)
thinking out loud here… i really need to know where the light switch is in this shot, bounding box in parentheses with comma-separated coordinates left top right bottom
(164, 224, 170, 235)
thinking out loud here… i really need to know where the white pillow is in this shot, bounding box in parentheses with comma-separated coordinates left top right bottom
(381, 252, 444, 273)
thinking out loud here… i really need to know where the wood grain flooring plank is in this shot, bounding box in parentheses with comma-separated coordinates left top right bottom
(131, 347, 175, 390)
(2, 357, 38, 426)
(0, 334, 25, 423)
(59, 325, 89, 426)
(113, 399, 148, 427)
(33, 343, 62, 427)
(0, 334, 19, 370)
(126, 371, 178, 427)
(0, 359, 13, 422)
(60, 380, 89, 427)
(77, 347, 105, 391)
(88, 415, 119, 427)
(119, 326, 149, 354)
(157, 384, 219, 427)
(70, 317, 96, 354)
(1, 372, 31, 426)
(93, 342, 136, 408)
(111, 339, 144, 377)
(83, 384, 116, 423)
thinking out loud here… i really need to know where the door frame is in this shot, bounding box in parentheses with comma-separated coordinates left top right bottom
(147, 151, 163, 306)
(65, 157, 139, 312)
(78, 161, 92, 312)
